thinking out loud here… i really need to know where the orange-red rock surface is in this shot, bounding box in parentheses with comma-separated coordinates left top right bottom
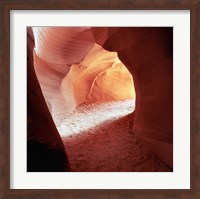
(59, 44, 135, 112)
(28, 27, 173, 171)
(33, 27, 135, 115)
(92, 27, 173, 168)
(27, 28, 70, 171)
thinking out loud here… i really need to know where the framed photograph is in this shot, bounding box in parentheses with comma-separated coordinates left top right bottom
(1, 0, 199, 198)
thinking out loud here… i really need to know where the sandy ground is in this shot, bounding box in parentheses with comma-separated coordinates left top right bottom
(54, 99, 170, 172)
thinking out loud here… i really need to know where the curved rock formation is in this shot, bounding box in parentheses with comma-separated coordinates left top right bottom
(27, 28, 70, 171)
(33, 27, 95, 65)
(32, 28, 135, 116)
(28, 27, 173, 171)
(59, 44, 135, 114)
(32, 27, 95, 114)
(92, 27, 173, 168)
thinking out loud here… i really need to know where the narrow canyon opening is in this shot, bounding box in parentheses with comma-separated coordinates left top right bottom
(28, 27, 173, 172)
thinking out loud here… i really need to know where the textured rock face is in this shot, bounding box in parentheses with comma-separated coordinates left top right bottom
(27, 28, 70, 171)
(92, 27, 173, 168)
(32, 27, 95, 114)
(28, 27, 136, 171)
(29, 27, 173, 170)
(33, 27, 95, 65)
(33, 27, 135, 115)
(59, 44, 135, 114)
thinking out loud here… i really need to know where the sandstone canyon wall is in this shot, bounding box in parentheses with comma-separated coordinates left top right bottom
(33, 27, 135, 116)
(28, 27, 173, 171)
(92, 27, 173, 168)
(27, 28, 70, 171)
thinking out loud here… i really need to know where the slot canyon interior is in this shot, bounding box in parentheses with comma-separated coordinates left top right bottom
(27, 27, 173, 172)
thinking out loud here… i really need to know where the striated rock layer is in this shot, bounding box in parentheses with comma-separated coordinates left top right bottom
(33, 27, 135, 116)
(27, 28, 70, 171)
(59, 44, 135, 114)
(92, 27, 173, 168)
(28, 27, 173, 171)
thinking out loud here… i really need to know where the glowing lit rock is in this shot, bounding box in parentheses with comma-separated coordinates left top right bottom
(60, 44, 135, 110)
(87, 63, 135, 102)
(29, 26, 173, 171)
(32, 27, 95, 114)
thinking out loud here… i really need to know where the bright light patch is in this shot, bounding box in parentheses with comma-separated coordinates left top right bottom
(54, 99, 135, 137)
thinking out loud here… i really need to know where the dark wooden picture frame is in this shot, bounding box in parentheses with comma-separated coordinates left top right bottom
(0, 0, 199, 198)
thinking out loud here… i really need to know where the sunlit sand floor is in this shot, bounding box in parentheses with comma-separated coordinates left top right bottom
(54, 99, 170, 172)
